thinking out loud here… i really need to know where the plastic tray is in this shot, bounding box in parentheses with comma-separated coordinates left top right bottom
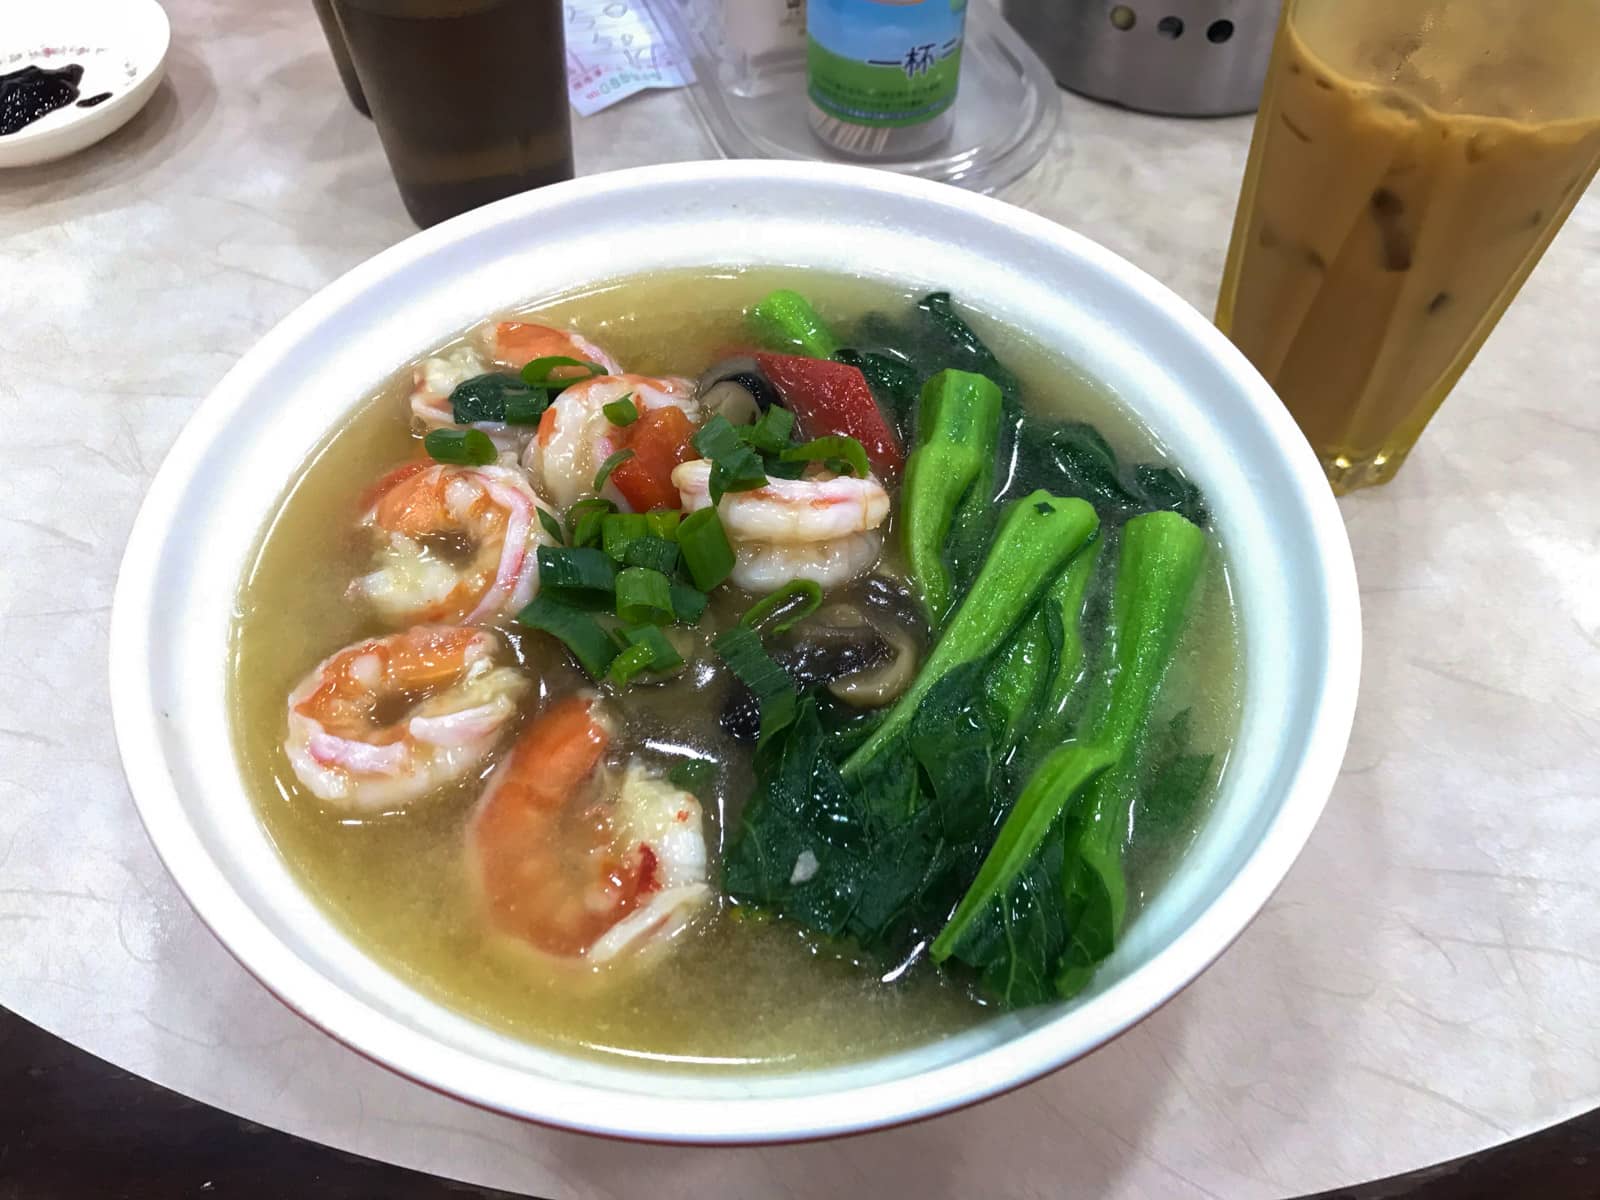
(656, 0, 1060, 193)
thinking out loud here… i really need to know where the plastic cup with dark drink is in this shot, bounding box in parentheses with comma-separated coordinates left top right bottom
(330, 0, 575, 228)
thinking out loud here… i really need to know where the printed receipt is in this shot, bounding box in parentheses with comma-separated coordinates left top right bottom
(565, 1, 695, 117)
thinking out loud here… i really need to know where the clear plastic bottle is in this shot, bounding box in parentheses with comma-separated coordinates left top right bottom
(806, 0, 969, 158)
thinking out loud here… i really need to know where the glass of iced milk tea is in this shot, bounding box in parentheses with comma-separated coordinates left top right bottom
(1216, 0, 1600, 493)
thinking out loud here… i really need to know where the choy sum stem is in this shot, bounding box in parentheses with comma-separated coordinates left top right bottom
(900, 369, 1003, 625)
(842, 490, 1099, 781)
(984, 537, 1102, 757)
(931, 510, 1207, 986)
(749, 288, 841, 359)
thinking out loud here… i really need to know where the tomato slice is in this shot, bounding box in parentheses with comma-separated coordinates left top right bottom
(754, 353, 903, 476)
(611, 406, 696, 512)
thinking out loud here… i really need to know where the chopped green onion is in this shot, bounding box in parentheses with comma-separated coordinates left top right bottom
(645, 510, 681, 541)
(622, 534, 679, 575)
(762, 456, 807, 481)
(615, 566, 675, 625)
(601, 512, 650, 561)
(678, 507, 736, 592)
(517, 594, 618, 678)
(713, 624, 798, 740)
(739, 405, 795, 454)
(593, 448, 635, 494)
(566, 497, 614, 548)
(780, 435, 870, 478)
(520, 356, 606, 391)
(536, 507, 565, 545)
(423, 428, 497, 466)
(670, 582, 709, 625)
(537, 546, 617, 596)
(741, 579, 823, 635)
(693, 414, 768, 505)
(620, 623, 685, 673)
(503, 390, 549, 425)
(449, 373, 541, 425)
(667, 759, 716, 797)
(607, 642, 657, 686)
(603, 394, 639, 426)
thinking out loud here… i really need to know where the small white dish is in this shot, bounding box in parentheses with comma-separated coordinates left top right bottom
(0, 0, 171, 168)
(111, 161, 1361, 1144)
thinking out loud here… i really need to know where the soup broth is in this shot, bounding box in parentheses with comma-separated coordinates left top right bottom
(231, 270, 1240, 1069)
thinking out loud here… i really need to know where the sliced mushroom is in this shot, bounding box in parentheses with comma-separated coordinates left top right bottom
(696, 356, 781, 426)
(717, 602, 920, 741)
(826, 623, 918, 709)
(700, 379, 762, 427)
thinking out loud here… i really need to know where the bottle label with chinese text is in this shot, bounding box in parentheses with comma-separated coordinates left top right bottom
(806, 0, 967, 129)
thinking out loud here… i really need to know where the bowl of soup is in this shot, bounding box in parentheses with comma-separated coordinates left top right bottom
(110, 161, 1359, 1143)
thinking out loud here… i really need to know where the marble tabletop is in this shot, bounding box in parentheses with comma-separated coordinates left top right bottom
(3, 1, 1597, 1196)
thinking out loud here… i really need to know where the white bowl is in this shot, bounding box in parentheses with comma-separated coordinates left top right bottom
(0, 0, 171, 169)
(111, 161, 1359, 1144)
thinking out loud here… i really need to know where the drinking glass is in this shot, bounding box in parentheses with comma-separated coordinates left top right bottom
(1216, 0, 1600, 492)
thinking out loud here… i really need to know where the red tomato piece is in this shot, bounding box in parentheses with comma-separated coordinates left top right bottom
(611, 406, 696, 512)
(753, 352, 903, 476)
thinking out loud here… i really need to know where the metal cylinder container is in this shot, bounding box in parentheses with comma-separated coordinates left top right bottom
(1001, 0, 1280, 116)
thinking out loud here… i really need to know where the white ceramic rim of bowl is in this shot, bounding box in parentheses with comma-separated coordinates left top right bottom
(110, 160, 1360, 1145)
(0, 0, 171, 168)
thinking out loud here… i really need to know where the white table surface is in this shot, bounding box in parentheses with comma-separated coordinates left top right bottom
(4, 1, 1598, 1196)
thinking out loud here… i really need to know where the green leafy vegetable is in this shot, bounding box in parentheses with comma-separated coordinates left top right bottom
(833, 347, 919, 437)
(843, 491, 1100, 781)
(916, 292, 1022, 414)
(750, 289, 841, 358)
(517, 594, 618, 678)
(933, 510, 1208, 999)
(668, 759, 717, 797)
(712, 624, 798, 741)
(900, 369, 1004, 625)
(448, 373, 546, 425)
(779, 435, 870, 479)
(423, 428, 497, 466)
(741, 580, 823, 635)
(723, 666, 1002, 949)
(677, 506, 736, 592)
(603, 394, 639, 426)
(1011, 422, 1208, 527)
(593, 448, 635, 493)
(615, 566, 675, 626)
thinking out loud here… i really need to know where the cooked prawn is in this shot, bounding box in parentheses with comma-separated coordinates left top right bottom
(408, 323, 621, 445)
(672, 459, 890, 592)
(349, 462, 557, 626)
(285, 626, 526, 813)
(522, 375, 698, 513)
(467, 694, 709, 963)
(479, 321, 621, 375)
(408, 345, 504, 441)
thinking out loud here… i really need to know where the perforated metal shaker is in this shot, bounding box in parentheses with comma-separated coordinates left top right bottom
(1001, 0, 1281, 116)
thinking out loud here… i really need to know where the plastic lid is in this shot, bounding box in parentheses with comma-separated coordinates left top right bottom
(656, 0, 1061, 193)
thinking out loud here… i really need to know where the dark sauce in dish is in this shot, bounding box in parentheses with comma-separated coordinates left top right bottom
(77, 91, 112, 108)
(1, 63, 88, 135)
